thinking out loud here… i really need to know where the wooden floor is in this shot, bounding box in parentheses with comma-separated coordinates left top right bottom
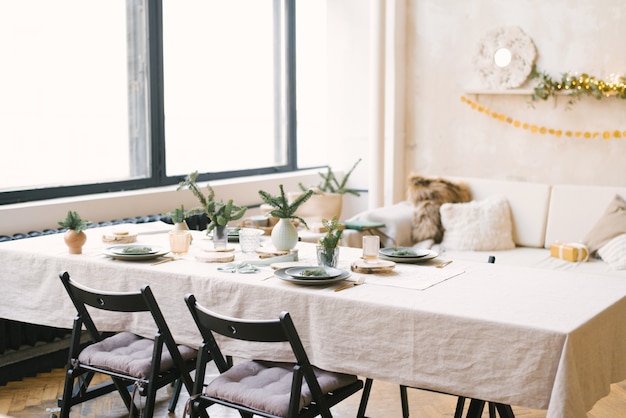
(1, 366, 626, 417)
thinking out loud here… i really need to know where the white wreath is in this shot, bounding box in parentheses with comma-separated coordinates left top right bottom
(474, 26, 537, 89)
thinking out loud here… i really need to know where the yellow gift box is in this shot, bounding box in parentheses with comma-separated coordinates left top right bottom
(550, 242, 589, 262)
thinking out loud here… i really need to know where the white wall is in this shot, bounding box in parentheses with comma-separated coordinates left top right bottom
(7, 0, 624, 235)
(406, 0, 626, 187)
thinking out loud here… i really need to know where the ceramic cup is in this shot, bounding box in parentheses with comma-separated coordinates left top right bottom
(239, 228, 263, 253)
(362, 235, 380, 263)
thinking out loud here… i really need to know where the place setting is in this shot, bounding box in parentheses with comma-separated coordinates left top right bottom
(103, 244, 170, 261)
(378, 246, 439, 263)
(273, 265, 351, 285)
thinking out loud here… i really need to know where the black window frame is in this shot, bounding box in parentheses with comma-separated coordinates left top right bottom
(0, 0, 298, 206)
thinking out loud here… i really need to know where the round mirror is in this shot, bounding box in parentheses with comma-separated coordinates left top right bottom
(474, 26, 537, 89)
(494, 48, 512, 68)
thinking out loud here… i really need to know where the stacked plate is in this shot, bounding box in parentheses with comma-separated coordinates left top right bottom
(104, 244, 169, 261)
(274, 266, 350, 285)
(378, 247, 438, 263)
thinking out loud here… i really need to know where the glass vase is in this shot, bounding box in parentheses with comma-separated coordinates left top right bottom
(213, 225, 228, 250)
(316, 245, 339, 268)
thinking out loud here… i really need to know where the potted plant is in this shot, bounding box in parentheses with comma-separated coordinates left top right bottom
(291, 158, 362, 225)
(168, 205, 190, 231)
(316, 216, 344, 267)
(258, 185, 314, 250)
(58, 210, 91, 254)
(178, 171, 247, 249)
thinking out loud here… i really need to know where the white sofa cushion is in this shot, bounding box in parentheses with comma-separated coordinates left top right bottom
(448, 176, 551, 248)
(598, 234, 626, 270)
(440, 196, 515, 251)
(544, 185, 626, 248)
(583, 194, 626, 254)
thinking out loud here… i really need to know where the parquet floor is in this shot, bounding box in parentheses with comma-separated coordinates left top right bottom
(1, 365, 626, 417)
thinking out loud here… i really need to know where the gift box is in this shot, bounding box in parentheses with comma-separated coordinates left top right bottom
(550, 242, 589, 262)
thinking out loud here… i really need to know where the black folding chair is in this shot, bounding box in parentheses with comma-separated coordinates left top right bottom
(58, 271, 198, 417)
(184, 293, 366, 418)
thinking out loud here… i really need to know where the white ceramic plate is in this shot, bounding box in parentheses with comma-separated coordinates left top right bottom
(379, 247, 431, 258)
(104, 245, 168, 261)
(379, 249, 439, 263)
(285, 266, 343, 279)
(108, 245, 161, 255)
(275, 268, 350, 285)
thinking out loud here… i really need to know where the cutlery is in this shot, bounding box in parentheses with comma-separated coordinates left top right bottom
(334, 276, 366, 292)
(151, 257, 177, 266)
(435, 260, 453, 269)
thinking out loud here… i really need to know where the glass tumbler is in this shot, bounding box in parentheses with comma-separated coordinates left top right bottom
(239, 228, 263, 253)
(169, 230, 191, 255)
(362, 235, 380, 263)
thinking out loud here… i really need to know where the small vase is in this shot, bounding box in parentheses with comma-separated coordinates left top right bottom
(271, 218, 298, 251)
(64, 230, 87, 254)
(213, 225, 228, 250)
(173, 220, 190, 231)
(317, 246, 339, 267)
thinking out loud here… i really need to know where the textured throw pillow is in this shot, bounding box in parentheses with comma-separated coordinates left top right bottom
(598, 233, 626, 270)
(583, 194, 626, 255)
(407, 174, 472, 243)
(440, 196, 515, 251)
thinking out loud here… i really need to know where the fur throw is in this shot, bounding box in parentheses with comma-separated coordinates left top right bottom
(407, 174, 472, 243)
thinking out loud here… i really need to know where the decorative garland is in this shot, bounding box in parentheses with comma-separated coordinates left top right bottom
(460, 96, 624, 140)
(530, 66, 626, 102)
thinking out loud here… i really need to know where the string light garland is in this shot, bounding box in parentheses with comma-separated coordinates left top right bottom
(530, 65, 626, 103)
(460, 96, 625, 140)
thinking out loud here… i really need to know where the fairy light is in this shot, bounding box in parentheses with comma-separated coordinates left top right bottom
(530, 66, 626, 102)
(460, 96, 624, 140)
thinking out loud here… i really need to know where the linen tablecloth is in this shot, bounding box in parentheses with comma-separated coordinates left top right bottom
(2, 222, 626, 418)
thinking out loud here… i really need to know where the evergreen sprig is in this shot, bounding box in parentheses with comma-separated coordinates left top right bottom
(258, 184, 314, 228)
(318, 216, 343, 249)
(58, 210, 91, 233)
(178, 171, 247, 232)
(168, 205, 187, 223)
(299, 158, 362, 196)
(530, 65, 626, 105)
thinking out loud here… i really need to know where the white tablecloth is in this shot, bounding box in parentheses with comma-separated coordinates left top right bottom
(2, 222, 626, 418)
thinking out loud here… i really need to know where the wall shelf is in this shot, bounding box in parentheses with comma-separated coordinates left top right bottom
(464, 88, 535, 96)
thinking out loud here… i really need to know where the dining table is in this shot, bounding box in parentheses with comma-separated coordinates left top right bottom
(2, 221, 626, 418)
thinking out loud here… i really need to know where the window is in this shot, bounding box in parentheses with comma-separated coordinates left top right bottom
(0, 0, 328, 205)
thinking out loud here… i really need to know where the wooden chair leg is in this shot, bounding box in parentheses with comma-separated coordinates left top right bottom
(466, 398, 485, 418)
(494, 403, 515, 418)
(399, 385, 409, 418)
(356, 378, 373, 418)
(454, 396, 466, 418)
(168, 379, 183, 412)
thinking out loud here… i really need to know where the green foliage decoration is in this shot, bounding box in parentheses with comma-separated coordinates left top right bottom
(177, 171, 247, 232)
(530, 65, 626, 105)
(299, 158, 362, 196)
(168, 205, 187, 224)
(318, 216, 344, 250)
(58, 210, 91, 233)
(258, 184, 314, 228)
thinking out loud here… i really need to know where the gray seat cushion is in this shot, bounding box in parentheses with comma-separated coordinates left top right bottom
(204, 360, 358, 417)
(78, 331, 196, 378)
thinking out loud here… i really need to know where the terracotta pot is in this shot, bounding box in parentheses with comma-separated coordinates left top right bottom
(64, 230, 87, 254)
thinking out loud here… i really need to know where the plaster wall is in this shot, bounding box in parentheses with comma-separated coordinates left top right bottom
(406, 0, 626, 187)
